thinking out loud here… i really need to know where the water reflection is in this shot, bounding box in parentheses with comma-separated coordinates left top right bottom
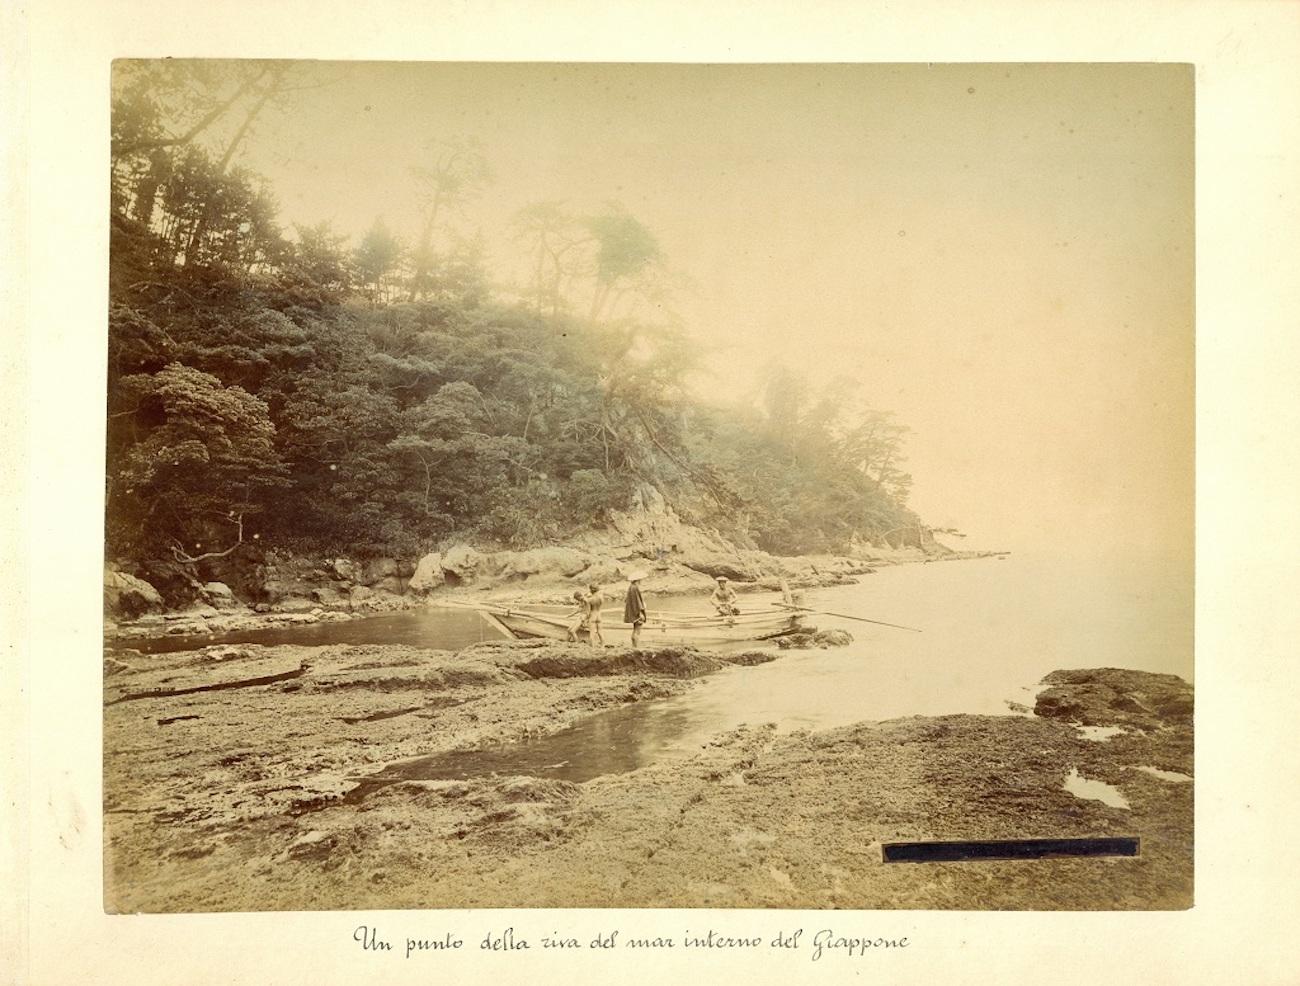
(347, 697, 714, 798)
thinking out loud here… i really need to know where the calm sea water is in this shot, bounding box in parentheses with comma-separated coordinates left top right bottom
(168, 552, 1189, 789)
(120, 605, 506, 655)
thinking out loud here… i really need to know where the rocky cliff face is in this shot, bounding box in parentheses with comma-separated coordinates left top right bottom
(400, 485, 910, 601)
(107, 483, 960, 625)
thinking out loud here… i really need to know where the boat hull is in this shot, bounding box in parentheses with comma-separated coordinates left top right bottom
(493, 609, 803, 647)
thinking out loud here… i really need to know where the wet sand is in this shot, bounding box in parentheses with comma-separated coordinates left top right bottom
(104, 642, 1192, 912)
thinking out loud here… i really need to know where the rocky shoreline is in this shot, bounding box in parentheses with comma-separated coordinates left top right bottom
(105, 483, 1005, 643)
(104, 639, 1191, 913)
(105, 544, 1006, 645)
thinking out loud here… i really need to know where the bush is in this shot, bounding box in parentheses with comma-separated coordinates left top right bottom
(562, 470, 637, 528)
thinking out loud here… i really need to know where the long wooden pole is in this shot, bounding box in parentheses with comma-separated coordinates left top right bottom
(775, 603, 922, 633)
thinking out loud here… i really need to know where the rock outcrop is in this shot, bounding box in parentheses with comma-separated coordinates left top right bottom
(200, 581, 241, 610)
(362, 557, 399, 584)
(107, 480, 971, 633)
(440, 545, 482, 584)
(1034, 667, 1193, 729)
(408, 552, 444, 594)
(675, 549, 761, 582)
(775, 628, 855, 649)
(493, 546, 592, 580)
(104, 568, 164, 618)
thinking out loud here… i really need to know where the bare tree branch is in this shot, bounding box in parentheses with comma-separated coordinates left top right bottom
(170, 514, 245, 564)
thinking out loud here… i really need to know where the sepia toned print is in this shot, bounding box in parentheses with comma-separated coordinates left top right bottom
(102, 61, 1192, 912)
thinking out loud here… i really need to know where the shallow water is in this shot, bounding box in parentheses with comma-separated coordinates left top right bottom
(328, 553, 1192, 790)
(1063, 768, 1131, 810)
(1131, 765, 1192, 783)
(346, 699, 703, 795)
(120, 606, 506, 655)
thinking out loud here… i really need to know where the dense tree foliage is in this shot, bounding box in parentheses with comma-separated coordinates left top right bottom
(106, 63, 922, 579)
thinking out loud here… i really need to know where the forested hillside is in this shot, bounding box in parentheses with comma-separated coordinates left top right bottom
(106, 62, 923, 591)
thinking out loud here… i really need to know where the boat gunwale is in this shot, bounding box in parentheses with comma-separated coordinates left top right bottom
(439, 599, 794, 627)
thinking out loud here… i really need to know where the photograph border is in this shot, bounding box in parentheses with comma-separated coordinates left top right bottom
(10, 1, 1300, 983)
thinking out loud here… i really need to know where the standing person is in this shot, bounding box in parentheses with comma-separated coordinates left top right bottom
(624, 572, 648, 648)
(711, 576, 739, 616)
(565, 588, 590, 642)
(585, 582, 605, 647)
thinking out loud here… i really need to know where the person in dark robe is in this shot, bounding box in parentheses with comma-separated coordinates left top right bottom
(624, 573, 648, 648)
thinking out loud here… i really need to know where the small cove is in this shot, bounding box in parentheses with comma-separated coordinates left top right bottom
(121, 554, 1193, 794)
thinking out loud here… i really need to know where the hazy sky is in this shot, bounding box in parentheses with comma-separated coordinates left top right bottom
(223, 62, 1192, 558)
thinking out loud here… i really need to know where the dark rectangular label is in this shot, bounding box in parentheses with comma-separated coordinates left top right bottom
(882, 837, 1140, 863)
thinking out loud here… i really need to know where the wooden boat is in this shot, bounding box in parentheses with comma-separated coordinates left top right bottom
(437, 598, 805, 647)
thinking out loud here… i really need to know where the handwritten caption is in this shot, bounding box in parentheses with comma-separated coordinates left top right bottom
(354, 925, 910, 963)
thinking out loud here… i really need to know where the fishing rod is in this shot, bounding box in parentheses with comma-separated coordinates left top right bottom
(774, 602, 923, 633)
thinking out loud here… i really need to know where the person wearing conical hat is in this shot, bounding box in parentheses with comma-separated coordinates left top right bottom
(711, 576, 739, 616)
(624, 572, 648, 648)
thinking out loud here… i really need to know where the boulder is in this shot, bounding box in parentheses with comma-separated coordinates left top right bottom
(200, 581, 237, 608)
(103, 568, 164, 619)
(408, 552, 445, 594)
(640, 567, 717, 594)
(375, 575, 407, 596)
(310, 586, 350, 608)
(329, 558, 359, 582)
(262, 578, 310, 604)
(277, 596, 316, 614)
(676, 550, 760, 582)
(132, 556, 208, 609)
(497, 547, 593, 580)
(570, 558, 629, 587)
(441, 545, 481, 584)
(260, 553, 326, 603)
(361, 557, 399, 585)
(349, 585, 377, 605)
